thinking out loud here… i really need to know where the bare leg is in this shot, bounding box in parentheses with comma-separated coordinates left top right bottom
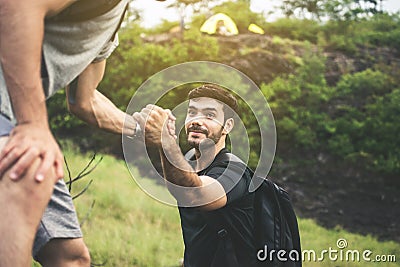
(0, 136, 56, 267)
(36, 238, 90, 267)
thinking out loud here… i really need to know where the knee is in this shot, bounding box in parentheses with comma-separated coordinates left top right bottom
(62, 242, 91, 267)
(37, 239, 91, 267)
(0, 161, 56, 230)
(73, 244, 91, 267)
(68, 242, 91, 266)
(1, 157, 56, 205)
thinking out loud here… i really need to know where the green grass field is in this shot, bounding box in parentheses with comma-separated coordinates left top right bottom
(33, 150, 399, 267)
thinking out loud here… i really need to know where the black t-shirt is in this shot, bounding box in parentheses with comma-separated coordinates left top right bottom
(179, 148, 256, 267)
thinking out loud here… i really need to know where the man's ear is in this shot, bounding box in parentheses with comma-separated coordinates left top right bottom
(223, 118, 234, 134)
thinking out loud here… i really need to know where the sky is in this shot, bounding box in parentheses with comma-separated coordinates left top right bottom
(131, 0, 400, 28)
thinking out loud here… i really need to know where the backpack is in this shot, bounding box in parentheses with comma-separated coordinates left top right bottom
(207, 152, 302, 267)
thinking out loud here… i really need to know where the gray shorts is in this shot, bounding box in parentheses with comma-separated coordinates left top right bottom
(0, 114, 82, 259)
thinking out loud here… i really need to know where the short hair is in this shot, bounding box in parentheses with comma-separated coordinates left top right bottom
(188, 84, 238, 120)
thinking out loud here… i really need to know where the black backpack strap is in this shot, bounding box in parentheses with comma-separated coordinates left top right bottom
(267, 180, 287, 249)
(263, 181, 302, 267)
(277, 189, 302, 266)
(195, 149, 241, 267)
(210, 224, 240, 267)
(184, 148, 242, 164)
(215, 152, 302, 266)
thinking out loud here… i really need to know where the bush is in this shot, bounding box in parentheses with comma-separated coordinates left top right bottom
(328, 70, 399, 178)
(265, 18, 322, 43)
(99, 25, 219, 110)
(261, 49, 331, 153)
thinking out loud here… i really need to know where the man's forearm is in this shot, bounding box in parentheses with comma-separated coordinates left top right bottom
(67, 60, 137, 135)
(83, 90, 136, 135)
(159, 140, 202, 188)
(0, 1, 48, 125)
(159, 141, 227, 209)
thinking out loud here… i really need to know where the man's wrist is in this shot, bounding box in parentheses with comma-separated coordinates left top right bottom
(125, 121, 142, 140)
(16, 118, 50, 128)
(133, 122, 142, 138)
(160, 133, 177, 151)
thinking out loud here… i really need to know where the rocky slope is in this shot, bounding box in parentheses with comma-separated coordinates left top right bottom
(144, 32, 400, 242)
(217, 33, 400, 242)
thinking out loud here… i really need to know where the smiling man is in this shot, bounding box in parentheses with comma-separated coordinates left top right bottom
(135, 84, 257, 266)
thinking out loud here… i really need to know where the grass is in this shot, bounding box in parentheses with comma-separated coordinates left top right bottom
(33, 150, 399, 266)
(62, 150, 184, 267)
(299, 219, 399, 266)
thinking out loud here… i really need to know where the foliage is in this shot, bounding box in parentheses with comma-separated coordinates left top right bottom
(48, 23, 220, 152)
(32, 151, 400, 266)
(47, 90, 85, 134)
(265, 18, 321, 43)
(299, 218, 400, 267)
(281, 0, 326, 20)
(328, 70, 399, 177)
(46, 3, 400, 181)
(99, 25, 219, 111)
(144, 20, 180, 35)
(261, 48, 330, 152)
(263, 52, 400, 179)
(212, 1, 267, 33)
(265, 13, 400, 53)
(166, 0, 219, 31)
(281, 0, 384, 21)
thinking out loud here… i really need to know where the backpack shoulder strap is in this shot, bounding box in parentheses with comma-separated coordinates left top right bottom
(191, 149, 242, 267)
(184, 148, 243, 164)
(212, 152, 302, 266)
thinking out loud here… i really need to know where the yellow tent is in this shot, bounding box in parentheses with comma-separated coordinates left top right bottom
(248, 23, 265, 34)
(200, 13, 239, 36)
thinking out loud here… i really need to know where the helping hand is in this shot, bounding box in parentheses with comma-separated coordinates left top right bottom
(133, 105, 176, 146)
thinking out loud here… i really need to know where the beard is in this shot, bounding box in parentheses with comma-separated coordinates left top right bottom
(187, 125, 224, 149)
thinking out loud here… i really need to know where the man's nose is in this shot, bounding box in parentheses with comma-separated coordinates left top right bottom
(190, 117, 204, 126)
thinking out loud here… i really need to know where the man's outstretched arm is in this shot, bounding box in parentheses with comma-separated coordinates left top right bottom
(67, 60, 176, 137)
(0, 0, 75, 181)
(66, 60, 138, 136)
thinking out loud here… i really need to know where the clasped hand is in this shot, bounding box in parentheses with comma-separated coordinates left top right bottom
(133, 105, 177, 146)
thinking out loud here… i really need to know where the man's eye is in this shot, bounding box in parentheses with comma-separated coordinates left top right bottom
(188, 110, 196, 116)
(206, 113, 216, 118)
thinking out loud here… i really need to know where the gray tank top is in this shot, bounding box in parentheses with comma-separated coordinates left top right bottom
(0, 0, 128, 123)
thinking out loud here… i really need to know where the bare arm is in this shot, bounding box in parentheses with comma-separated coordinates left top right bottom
(160, 141, 227, 210)
(134, 105, 227, 210)
(67, 60, 177, 136)
(66, 60, 137, 135)
(0, 0, 75, 181)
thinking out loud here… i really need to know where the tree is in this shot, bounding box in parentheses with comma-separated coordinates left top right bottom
(281, 0, 386, 21)
(281, 0, 325, 20)
(167, 0, 220, 31)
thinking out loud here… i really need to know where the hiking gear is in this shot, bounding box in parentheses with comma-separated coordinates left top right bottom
(210, 152, 302, 267)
